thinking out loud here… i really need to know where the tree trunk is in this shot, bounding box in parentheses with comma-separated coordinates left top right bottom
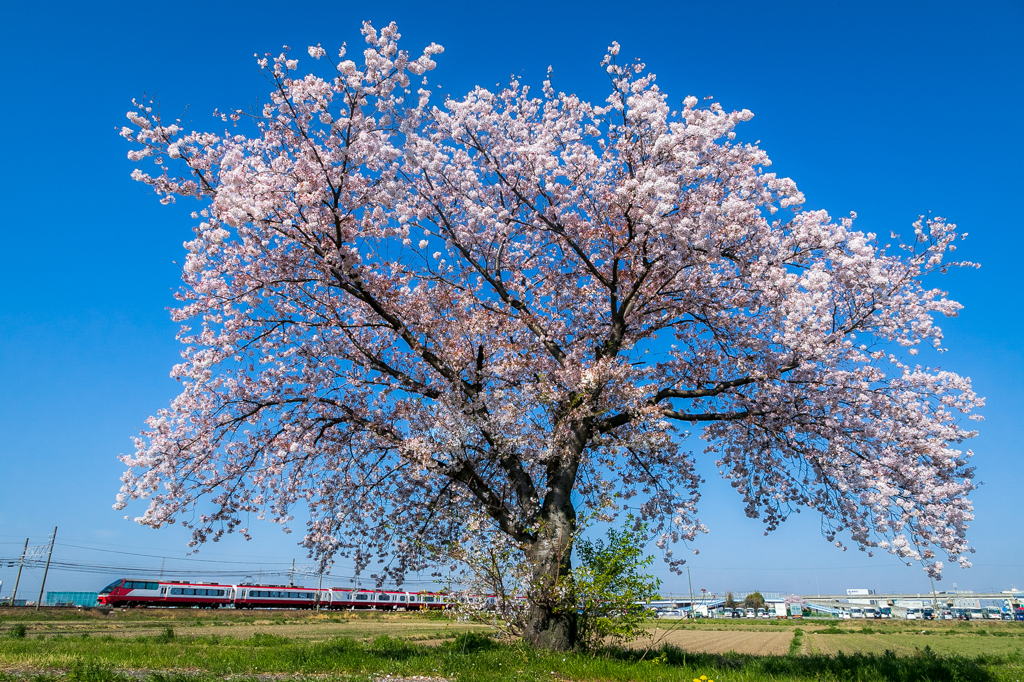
(523, 500, 578, 650)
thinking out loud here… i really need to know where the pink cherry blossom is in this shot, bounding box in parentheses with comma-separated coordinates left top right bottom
(117, 22, 981, 649)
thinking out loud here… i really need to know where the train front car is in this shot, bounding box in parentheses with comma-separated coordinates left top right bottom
(97, 579, 164, 607)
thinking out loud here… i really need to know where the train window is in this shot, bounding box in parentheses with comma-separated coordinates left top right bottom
(99, 580, 123, 594)
(356, 594, 368, 600)
(378, 594, 390, 601)
(171, 588, 181, 595)
(147, 582, 159, 590)
(399, 595, 406, 602)
(184, 589, 195, 595)
(424, 596, 433, 603)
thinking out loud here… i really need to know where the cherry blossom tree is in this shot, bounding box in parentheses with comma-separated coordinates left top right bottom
(117, 22, 982, 650)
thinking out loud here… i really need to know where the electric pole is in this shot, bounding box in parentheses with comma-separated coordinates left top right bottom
(10, 538, 28, 606)
(687, 566, 695, 618)
(36, 527, 57, 611)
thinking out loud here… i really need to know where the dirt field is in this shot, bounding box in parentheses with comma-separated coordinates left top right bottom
(633, 629, 794, 655)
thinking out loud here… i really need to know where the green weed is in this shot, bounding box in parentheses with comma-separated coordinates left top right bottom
(788, 628, 804, 656)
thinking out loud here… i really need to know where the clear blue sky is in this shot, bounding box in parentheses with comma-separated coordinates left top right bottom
(1, 0, 1021, 600)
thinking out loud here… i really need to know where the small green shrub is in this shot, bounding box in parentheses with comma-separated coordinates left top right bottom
(445, 632, 499, 654)
(66, 661, 122, 682)
(248, 632, 291, 647)
(8, 624, 27, 638)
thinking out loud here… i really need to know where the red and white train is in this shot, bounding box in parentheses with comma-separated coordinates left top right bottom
(97, 578, 455, 610)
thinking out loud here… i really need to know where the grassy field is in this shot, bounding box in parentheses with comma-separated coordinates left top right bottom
(0, 608, 1021, 682)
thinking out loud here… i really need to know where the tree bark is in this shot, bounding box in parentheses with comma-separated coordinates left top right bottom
(522, 495, 578, 650)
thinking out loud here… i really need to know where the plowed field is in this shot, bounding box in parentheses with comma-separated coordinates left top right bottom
(635, 629, 793, 655)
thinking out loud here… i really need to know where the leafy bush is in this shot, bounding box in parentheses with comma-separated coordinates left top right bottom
(8, 624, 27, 638)
(571, 516, 661, 650)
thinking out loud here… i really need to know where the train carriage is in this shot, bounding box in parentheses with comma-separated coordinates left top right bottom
(162, 582, 233, 607)
(235, 586, 319, 609)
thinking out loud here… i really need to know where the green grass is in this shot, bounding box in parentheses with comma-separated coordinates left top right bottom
(787, 628, 804, 656)
(0, 630, 1019, 682)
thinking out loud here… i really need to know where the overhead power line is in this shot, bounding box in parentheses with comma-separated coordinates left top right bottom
(54, 542, 297, 565)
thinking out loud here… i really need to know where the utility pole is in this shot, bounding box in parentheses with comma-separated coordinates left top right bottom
(316, 570, 324, 613)
(10, 538, 28, 606)
(290, 559, 295, 586)
(686, 566, 695, 618)
(36, 527, 57, 611)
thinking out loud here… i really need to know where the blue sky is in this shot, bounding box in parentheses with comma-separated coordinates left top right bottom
(1, 0, 1021, 600)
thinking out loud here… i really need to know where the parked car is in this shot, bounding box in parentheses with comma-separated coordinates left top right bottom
(941, 610, 954, 620)
(756, 608, 768, 618)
